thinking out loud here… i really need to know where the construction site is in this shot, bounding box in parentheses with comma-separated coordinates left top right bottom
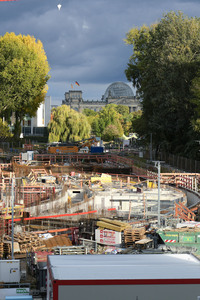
(0, 145, 200, 299)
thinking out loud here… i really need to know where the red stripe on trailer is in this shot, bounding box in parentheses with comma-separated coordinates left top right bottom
(52, 278, 200, 286)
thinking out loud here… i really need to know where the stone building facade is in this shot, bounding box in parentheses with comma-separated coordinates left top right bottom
(62, 82, 141, 113)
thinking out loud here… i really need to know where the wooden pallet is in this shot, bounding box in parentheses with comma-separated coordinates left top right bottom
(3, 232, 44, 254)
(124, 227, 147, 247)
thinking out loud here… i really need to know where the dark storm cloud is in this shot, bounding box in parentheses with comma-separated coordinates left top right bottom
(0, 0, 200, 104)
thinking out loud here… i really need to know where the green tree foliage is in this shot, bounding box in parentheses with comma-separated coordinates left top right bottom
(82, 108, 98, 127)
(191, 75, 200, 134)
(82, 108, 98, 117)
(102, 124, 122, 141)
(125, 11, 200, 157)
(131, 110, 144, 134)
(91, 104, 123, 139)
(114, 104, 129, 117)
(48, 105, 91, 142)
(0, 118, 13, 139)
(0, 32, 50, 137)
(114, 104, 132, 135)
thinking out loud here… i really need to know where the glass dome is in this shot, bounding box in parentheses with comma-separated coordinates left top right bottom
(104, 82, 134, 99)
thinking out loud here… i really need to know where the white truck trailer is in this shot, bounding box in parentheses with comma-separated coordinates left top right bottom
(47, 254, 200, 300)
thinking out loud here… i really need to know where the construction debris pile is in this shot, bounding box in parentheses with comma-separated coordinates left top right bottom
(42, 233, 72, 249)
(1, 232, 44, 258)
(96, 218, 152, 249)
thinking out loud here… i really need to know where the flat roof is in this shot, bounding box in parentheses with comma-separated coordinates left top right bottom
(48, 254, 200, 281)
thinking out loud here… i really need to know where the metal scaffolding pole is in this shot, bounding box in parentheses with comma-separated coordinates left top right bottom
(149, 133, 153, 161)
(154, 161, 162, 228)
(11, 176, 15, 260)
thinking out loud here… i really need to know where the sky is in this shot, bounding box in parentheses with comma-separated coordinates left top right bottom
(0, 0, 200, 106)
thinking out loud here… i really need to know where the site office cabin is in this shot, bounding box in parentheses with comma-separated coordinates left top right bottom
(47, 254, 200, 300)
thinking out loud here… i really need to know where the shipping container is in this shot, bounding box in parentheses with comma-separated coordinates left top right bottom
(158, 228, 200, 254)
(0, 260, 20, 283)
(90, 146, 104, 153)
(47, 254, 200, 300)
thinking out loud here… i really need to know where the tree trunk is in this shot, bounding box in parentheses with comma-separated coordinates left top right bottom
(13, 111, 22, 139)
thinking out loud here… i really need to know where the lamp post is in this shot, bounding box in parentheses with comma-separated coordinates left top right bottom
(11, 176, 23, 260)
(11, 175, 15, 260)
(153, 161, 164, 228)
(149, 133, 153, 161)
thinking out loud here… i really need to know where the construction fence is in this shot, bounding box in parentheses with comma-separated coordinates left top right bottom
(158, 152, 200, 173)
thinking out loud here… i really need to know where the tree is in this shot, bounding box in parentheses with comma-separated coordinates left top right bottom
(48, 105, 91, 142)
(114, 104, 129, 117)
(0, 118, 13, 139)
(0, 32, 50, 137)
(125, 11, 200, 157)
(102, 124, 122, 142)
(82, 108, 98, 127)
(114, 104, 132, 135)
(92, 104, 123, 138)
(82, 108, 98, 117)
(131, 110, 144, 134)
(191, 75, 200, 134)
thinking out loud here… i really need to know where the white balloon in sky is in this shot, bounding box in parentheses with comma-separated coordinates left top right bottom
(57, 4, 62, 10)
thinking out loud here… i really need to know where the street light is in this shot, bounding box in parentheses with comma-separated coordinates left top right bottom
(11, 175, 15, 260)
(153, 161, 164, 228)
(11, 175, 21, 260)
(149, 133, 153, 161)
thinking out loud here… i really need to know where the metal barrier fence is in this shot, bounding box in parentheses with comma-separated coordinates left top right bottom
(158, 152, 200, 173)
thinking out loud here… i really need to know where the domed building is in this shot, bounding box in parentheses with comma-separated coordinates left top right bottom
(63, 82, 141, 113)
(103, 82, 134, 99)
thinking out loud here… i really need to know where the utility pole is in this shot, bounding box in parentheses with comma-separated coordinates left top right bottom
(153, 161, 164, 228)
(150, 133, 153, 161)
(11, 175, 15, 260)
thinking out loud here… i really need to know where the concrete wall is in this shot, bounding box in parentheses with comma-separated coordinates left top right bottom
(25, 184, 187, 219)
(184, 189, 200, 207)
